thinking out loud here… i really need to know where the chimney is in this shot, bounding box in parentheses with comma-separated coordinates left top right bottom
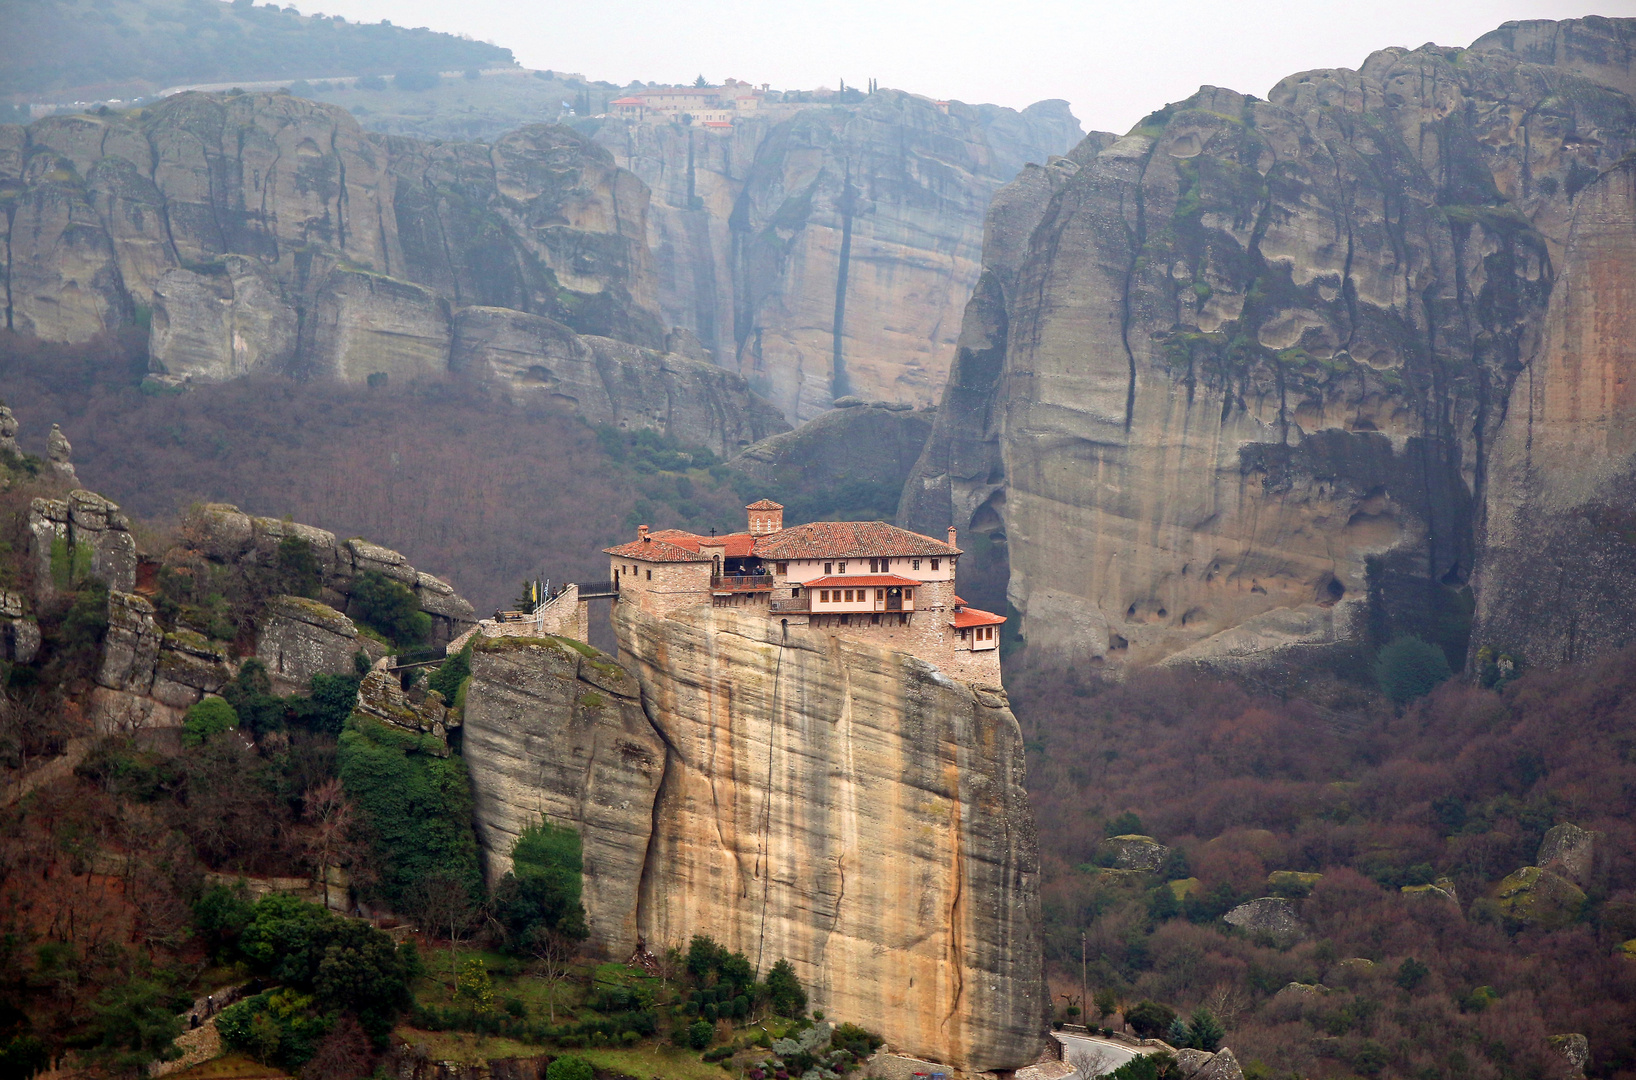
(947, 525, 958, 548)
(638, 524, 650, 542)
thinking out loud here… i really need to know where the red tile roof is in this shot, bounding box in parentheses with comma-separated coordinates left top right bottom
(753, 521, 959, 560)
(611, 97, 646, 105)
(647, 529, 758, 558)
(805, 574, 920, 588)
(951, 606, 1006, 628)
(745, 499, 784, 510)
(603, 536, 711, 563)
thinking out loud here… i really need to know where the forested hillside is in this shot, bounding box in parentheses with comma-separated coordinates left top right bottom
(1013, 652, 1636, 1080)
(3, 0, 512, 100)
(0, 331, 794, 614)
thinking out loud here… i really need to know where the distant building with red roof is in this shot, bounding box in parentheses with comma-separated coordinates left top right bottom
(602, 497, 1004, 684)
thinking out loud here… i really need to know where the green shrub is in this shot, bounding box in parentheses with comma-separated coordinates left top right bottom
(547, 1053, 593, 1080)
(351, 571, 432, 646)
(428, 642, 472, 702)
(766, 958, 806, 1018)
(1104, 811, 1143, 837)
(1375, 636, 1452, 703)
(276, 536, 322, 598)
(1124, 1000, 1175, 1038)
(336, 717, 483, 908)
(687, 1019, 715, 1050)
(182, 697, 238, 746)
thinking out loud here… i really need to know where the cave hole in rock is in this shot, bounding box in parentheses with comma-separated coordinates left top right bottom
(1156, 608, 1168, 619)
(1326, 577, 1346, 601)
(1126, 603, 1138, 620)
(1109, 633, 1128, 651)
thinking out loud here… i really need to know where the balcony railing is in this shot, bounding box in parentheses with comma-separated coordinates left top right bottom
(768, 595, 811, 613)
(712, 574, 774, 592)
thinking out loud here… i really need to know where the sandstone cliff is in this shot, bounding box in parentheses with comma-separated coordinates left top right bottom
(1469, 155, 1636, 667)
(617, 605, 1043, 1072)
(461, 635, 665, 960)
(596, 92, 1083, 420)
(460, 602, 1045, 1071)
(903, 17, 1636, 672)
(2, 93, 785, 455)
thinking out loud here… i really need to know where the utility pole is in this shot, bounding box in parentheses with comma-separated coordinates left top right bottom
(1081, 931, 1088, 1028)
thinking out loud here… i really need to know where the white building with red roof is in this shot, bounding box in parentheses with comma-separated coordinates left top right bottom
(603, 499, 1004, 684)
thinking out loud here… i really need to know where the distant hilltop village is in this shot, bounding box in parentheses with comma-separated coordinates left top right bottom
(607, 77, 937, 128)
(459, 500, 1005, 684)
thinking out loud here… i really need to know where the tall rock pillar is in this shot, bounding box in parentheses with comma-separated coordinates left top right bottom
(616, 604, 1045, 1072)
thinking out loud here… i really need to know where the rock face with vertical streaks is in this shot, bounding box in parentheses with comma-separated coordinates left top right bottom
(597, 92, 1083, 421)
(460, 635, 665, 960)
(902, 17, 1636, 673)
(614, 604, 1043, 1071)
(2, 93, 784, 450)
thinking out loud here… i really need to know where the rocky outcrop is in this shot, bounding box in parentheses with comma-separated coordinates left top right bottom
(1490, 865, 1586, 929)
(458, 599, 1045, 1068)
(1105, 835, 1169, 871)
(731, 399, 936, 517)
(460, 635, 664, 959)
(615, 604, 1043, 1071)
(46, 425, 78, 486)
(90, 591, 233, 733)
(148, 257, 299, 381)
(1174, 1048, 1245, 1080)
(903, 18, 1636, 672)
(28, 489, 137, 600)
(255, 596, 365, 694)
(451, 305, 788, 455)
(354, 669, 454, 748)
(1223, 897, 1306, 947)
(596, 92, 1083, 420)
(1469, 156, 1636, 669)
(1537, 823, 1596, 887)
(181, 503, 476, 646)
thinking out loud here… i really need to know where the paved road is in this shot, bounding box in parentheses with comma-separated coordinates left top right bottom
(1053, 1033, 1146, 1079)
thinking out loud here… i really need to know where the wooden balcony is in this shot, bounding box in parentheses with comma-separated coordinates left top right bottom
(712, 574, 774, 593)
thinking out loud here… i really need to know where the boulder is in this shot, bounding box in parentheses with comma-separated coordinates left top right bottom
(1174, 1048, 1244, 1080)
(46, 425, 78, 486)
(0, 405, 19, 454)
(1548, 1034, 1589, 1079)
(1105, 835, 1170, 871)
(1492, 866, 1586, 929)
(354, 670, 451, 750)
(255, 596, 362, 693)
(1537, 823, 1595, 887)
(96, 591, 162, 694)
(1224, 897, 1307, 947)
(1275, 982, 1330, 999)
(150, 630, 233, 709)
(29, 490, 137, 600)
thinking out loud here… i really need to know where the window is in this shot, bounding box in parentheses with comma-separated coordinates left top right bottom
(931, 558, 940, 571)
(776, 562, 788, 574)
(838, 561, 847, 573)
(646, 569, 652, 581)
(960, 628, 968, 640)
(876, 589, 884, 601)
(904, 588, 913, 600)
(912, 559, 921, 570)
(824, 562, 833, 575)
(844, 590, 854, 602)
(819, 590, 829, 603)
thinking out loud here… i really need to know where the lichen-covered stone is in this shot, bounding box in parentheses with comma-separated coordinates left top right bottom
(461, 636, 664, 959)
(1106, 835, 1169, 871)
(1492, 866, 1586, 929)
(97, 591, 161, 694)
(1224, 897, 1306, 947)
(1538, 824, 1597, 888)
(256, 595, 361, 693)
(1175, 1048, 1244, 1080)
(29, 490, 137, 600)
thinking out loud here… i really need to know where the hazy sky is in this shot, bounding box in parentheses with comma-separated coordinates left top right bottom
(307, 1, 1631, 133)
